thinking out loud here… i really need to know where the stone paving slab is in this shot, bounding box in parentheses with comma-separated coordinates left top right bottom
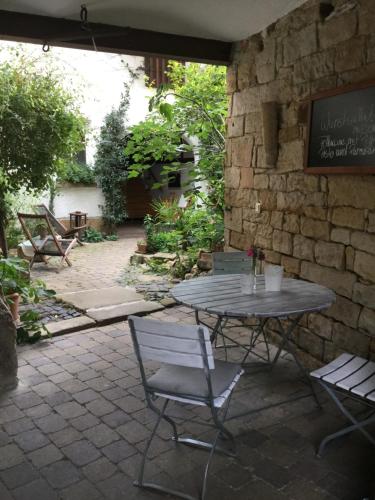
(86, 301, 164, 323)
(0, 306, 374, 500)
(45, 316, 96, 336)
(57, 287, 144, 311)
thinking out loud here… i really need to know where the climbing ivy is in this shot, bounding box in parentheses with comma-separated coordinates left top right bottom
(94, 87, 130, 228)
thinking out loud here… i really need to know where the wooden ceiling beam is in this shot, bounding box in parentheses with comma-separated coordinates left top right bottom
(0, 10, 232, 65)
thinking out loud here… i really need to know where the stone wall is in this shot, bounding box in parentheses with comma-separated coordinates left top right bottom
(225, 0, 375, 366)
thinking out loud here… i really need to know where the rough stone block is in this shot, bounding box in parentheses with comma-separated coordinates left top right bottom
(259, 190, 278, 210)
(225, 207, 243, 232)
(293, 51, 334, 84)
(368, 212, 375, 233)
(232, 136, 253, 167)
(319, 11, 357, 49)
(227, 116, 244, 138)
(224, 167, 240, 189)
(240, 167, 254, 188)
(283, 23, 317, 65)
(300, 262, 356, 299)
(281, 255, 300, 275)
(358, 307, 375, 337)
(245, 112, 262, 134)
(307, 313, 333, 340)
(315, 241, 345, 270)
(345, 246, 355, 272)
(303, 207, 327, 221)
(255, 223, 273, 249)
(297, 328, 324, 359)
(283, 214, 300, 234)
(301, 217, 330, 241)
(354, 250, 375, 283)
(226, 65, 237, 93)
(277, 192, 305, 212)
(328, 176, 375, 210)
(46, 316, 96, 336)
(334, 37, 365, 72)
(331, 227, 350, 245)
(351, 231, 375, 255)
(270, 211, 283, 229)
(332, 322, 370, 357)
(272, 230, 292, 255)
(233, 87, 260, 116)
(287, 173, 318, 193)
(353, 283, 375, 310)
(254, 174, 269, 190)
(325, 295, 361, 329)
(331, 207, 365, 230)
(277, 140, 304, 172)
(293, 235, 315, 262)
(269, 174, 287, 192)
(265, 250, 281, 265)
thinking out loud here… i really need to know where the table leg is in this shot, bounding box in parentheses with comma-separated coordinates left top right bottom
(271, 315, 321, 407)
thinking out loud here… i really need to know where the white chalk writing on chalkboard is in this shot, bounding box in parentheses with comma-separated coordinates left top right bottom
(320, 106, 375, 131)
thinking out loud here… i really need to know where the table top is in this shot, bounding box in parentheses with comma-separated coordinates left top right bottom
(171, 274, 335, 318)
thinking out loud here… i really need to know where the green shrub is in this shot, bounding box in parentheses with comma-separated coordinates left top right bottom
(60, 161, 96, 185)
(82, 227, 104, 243)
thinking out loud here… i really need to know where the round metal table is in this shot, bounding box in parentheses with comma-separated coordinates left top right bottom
(172, 274, 335, 410)
(171, 274, 335, 319)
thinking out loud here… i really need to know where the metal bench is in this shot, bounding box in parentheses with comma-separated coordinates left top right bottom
(310, 353, 375, 456)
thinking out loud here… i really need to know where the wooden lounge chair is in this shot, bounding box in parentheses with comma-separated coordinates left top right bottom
(18, 213, 77, 271)
(33, 204, 86, 245)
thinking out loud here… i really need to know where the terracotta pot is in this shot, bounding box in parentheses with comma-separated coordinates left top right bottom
(137, 243, 148, 254)
(6, 293, 20, 323)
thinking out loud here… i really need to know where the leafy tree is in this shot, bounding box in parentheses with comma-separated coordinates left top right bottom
(125, 62, 227, 212)
(94, 88, 130, 228)
(0, 53, 86, 256)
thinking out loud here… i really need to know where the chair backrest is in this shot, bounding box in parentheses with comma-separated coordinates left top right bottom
(212, 251, 252, 275)
(128, 315, 214, 370)
(33, 204, 67, 234)
(17, 213, 65, 256)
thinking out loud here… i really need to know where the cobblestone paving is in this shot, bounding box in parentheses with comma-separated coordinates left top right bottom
(0, 306, 374, 500)
(30, 223, 145, 294)
(20, 300, 82, 324)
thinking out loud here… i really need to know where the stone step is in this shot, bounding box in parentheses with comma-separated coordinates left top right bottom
(56, 286, 143, 311)
(86, 300, 164, 324)
(45, 316, 96, 336)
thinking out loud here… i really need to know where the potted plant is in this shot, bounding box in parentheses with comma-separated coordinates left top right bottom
(137, 239, 148, 254)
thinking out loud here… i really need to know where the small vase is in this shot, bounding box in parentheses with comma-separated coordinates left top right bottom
(240, 273, 255, 295)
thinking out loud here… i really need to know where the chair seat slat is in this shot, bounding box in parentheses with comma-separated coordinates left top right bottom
(321, 357, 367, 384)
(310, 353, 354, 379)
(337, 362, 375, 391)
(349, 373, 375, 399)
(134, 318, 209, 340)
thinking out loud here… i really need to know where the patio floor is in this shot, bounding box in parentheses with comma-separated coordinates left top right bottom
(30, 223, 145, 294)
(1, 306, 374, 500)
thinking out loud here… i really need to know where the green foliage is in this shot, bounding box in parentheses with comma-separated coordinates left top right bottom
(59, 161, 96, 185)
(125, 62, 227, 211)
(0, 257, 55, 344)
(144, 198, 224, 255)
(145, 258, 170, 275)
(82, 227, 119, 243)
(95, 89, 130, 227)
(82, 227, 104, 243)
(0, 51, 87, 254)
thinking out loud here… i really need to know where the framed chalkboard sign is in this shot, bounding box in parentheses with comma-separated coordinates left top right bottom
(305, 81, 375, 174)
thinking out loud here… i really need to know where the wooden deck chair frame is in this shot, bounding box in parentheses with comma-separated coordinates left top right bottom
(195, 251, 270, 365)
(18, 213, 77, 271)
(128, 315, 242, 500)
(33, 204, 86, 246)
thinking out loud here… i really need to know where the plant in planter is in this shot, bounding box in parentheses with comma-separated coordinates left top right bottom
(137, 240, 148, 254)
(0, 257, 55, 343)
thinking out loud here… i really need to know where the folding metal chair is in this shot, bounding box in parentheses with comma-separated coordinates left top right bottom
(310, 353, 375, 457)
(196, 251, 270, 364)
(128, 315, 243, 500)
